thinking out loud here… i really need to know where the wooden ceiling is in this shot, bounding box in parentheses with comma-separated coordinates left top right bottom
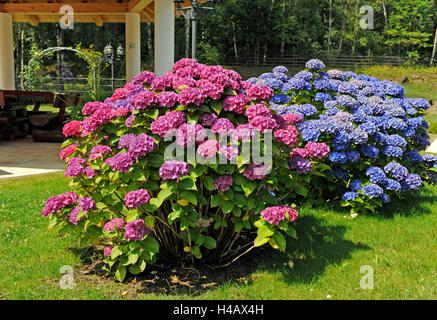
(0, 0, 193, 26)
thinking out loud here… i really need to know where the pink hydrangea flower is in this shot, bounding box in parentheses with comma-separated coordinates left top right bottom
(283, 114, 303, 124)
(79, 197, 96, 212)
(157, 91, 178, 108)
(199, 113, 218, 127)
(62, 121, 83, 137)
(260, 205, 298, 226)
(290, 148, 309, 158)
(214, 175, 233, 192)
(172, 76, 196, 90)
(104, 246, 113, 257)
(124, 219, 148, 241)
(124, 189, 151, 209)
(246, 85, 274, 100)
(42, 192, 79, 217)
(304, 142, 330, 159)
(172, 58, 199, 71)
(125, 115, 136, 127)
(118, 134, 136, 149)
(89, 145, 112, 160)
(178, 87, 205, 106)
(159, 160, 190, 181)
(151, 111, 186, 137)
(274, 125, 299, 147)
(60, 144, 78, 160)
(198, 81, 224, 100)
(176, 123, 207, 148)
(219, 145, 239, 161)
(249, 116, 278, 133)
(65, 157, 86, 177)
(132, 71, 156, 85)
(111, 88, 128, 102)
(232, 124, 255, 143)
(104, 218, 125, 232)
(105, 153, 134, 173)
(131, 90, 159, 110)
(85, 166, 99, 178)
(211, 118, 235, 136)
(245, 104, 272, 120)
(243, 162, 269, 180)
(82, 101, 103, 115)
(69, 207, 83, 225)
(197, 140, 220, 158)
(223, 94, 250, 114)
(128, 133, 156, 159)
(151, 74, 174, 91)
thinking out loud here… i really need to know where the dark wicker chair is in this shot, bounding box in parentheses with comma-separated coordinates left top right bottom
(29, 92, 81, 142)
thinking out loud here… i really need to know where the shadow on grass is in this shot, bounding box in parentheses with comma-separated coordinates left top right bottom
(258, 215, 371, 285)
(374, 186, 437, 220)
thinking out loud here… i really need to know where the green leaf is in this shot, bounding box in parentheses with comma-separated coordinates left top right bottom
(254, 236, 270, 247)
(272, 232, 287, 251)
(257, 224, 275, 239)
(192, 246, 202, 259)
(190, 165, 207, 177)
(115, 266, 126, 282)
(141, 237, 159, 255)
(129, 259, 147, 275)
(144, 215, 155, 228)
(122, 252, 139, 266)
(222, 200, 234, 214)
(203, 176, 215, 191)
(203, 236, 217, 249)
(149, 154, 164, 167)
(144, 108, 159, 120)
(110, 246, 123, 260)
(179, 178, 197, 191)
(210, 194, 222, 208)
(211, 100, 223, 115)
(180, 190, 198, 205)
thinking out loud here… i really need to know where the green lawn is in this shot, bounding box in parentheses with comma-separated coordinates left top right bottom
(1, 173, 436, 300)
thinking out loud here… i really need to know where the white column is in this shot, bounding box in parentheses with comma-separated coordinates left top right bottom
(154, 0, 175, 75)
(0, 13, 16, 90)
(125, 12, 141, 82)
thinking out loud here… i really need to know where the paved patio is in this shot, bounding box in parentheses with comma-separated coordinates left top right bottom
(0, 137, 64, 180)
(426, 139, 437, 154)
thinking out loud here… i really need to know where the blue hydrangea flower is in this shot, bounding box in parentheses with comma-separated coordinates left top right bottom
(301, 128, 321, 142)
(403, 174, 422, 190)
(358, 122, 378, 135)
(338, 95, 358, 108)
(315, 92, 332, 102)
(347, 150, 360, 162)
(342, 191, 359, 201)
(384, 162, 409, 181)
(264, 78, 283, 89)
(361, 145, 379, 158)
(382, 146, 403, 158)
(385, 179, 401, 191)
(271, 94, 291, 104)
(406, 150, 423, 163)
(350, 180, 362, 192)
(384, 134, 407, 147)
(350, 128, 368, 144)
(408, 98, 430, 110)
(362, 184, 384, 198)
(387, 118, 408, 131)
(330, 166, 350, 180)
(258, 72, 276, 79)
(305, 59, 325, 70)
(273, 66, 289, 74)
(366, 167, 388, 184)
(297, 104, 317, 116)
(329, 151, 348, 164)
(294, 70, 313, 80)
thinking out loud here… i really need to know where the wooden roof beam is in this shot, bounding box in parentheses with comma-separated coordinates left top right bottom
(94, 14, 104, 26)
(0, 3, 129, 14)
(25, 14, 39, 26)
(128, 0, 153, 13)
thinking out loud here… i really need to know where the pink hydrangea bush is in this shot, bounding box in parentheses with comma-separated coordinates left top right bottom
(42, 59, 330, 281)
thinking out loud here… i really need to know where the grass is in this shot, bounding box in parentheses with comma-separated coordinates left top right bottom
(1, 173, 436, 300)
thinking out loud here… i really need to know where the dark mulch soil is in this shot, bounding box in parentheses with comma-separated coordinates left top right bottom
(72, 246, 278, 297)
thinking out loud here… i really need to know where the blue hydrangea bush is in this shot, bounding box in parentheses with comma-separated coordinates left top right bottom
(250, 59, 437, 213)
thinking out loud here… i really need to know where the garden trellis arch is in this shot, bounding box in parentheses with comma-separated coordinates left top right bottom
(26, 46, 98, 93)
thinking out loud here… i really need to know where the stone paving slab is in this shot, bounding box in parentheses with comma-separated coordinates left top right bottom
(0, 137, 64, 180)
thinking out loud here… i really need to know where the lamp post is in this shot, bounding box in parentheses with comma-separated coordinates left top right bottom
(104, 43, 124, 92)
(174, 0, 219, 61)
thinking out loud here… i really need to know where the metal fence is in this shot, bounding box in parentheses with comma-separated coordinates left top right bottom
(17, 77, 126, 96)
(222, 54, 404, 69)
